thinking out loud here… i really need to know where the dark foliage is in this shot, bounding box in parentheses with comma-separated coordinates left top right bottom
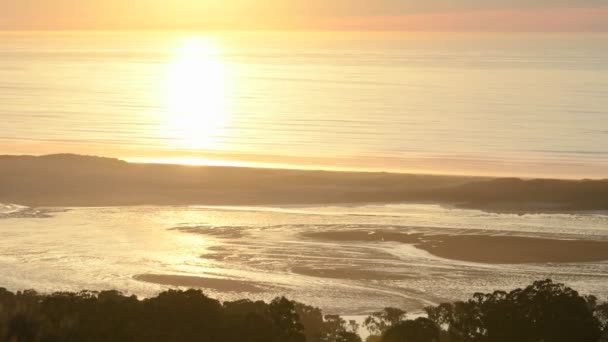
(364, 308, 407, 337)
(0, 288, 307, 342)
(0, 279, 606, 342)
(425, 279, 604, 342)
(380, 318, 439, 342)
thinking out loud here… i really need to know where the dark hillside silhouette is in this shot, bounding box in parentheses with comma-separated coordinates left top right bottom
(1, 154, 607, 213)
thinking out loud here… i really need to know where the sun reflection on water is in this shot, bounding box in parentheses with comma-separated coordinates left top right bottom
(162, 37, 228, 150)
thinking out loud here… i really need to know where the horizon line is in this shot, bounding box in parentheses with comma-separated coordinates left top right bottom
(2, 28, 608, 33)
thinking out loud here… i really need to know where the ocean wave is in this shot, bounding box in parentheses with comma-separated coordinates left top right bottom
(0, 203, 59, 219)
(0, 203, 28, 214)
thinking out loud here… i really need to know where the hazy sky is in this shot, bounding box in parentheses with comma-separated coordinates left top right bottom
(2, 0, 608, 30)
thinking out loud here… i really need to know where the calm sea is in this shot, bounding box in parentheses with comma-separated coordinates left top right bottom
(1, 31, 607, 178)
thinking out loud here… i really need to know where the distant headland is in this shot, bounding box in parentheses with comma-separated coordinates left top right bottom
(1, 154, 607, 213)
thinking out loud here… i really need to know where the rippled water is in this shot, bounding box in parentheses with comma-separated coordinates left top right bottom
(1, 31, 607, 177)
(1, 203, 607, 314)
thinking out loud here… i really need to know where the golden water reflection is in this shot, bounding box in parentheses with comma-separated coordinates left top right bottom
(162, 37, 229, 150)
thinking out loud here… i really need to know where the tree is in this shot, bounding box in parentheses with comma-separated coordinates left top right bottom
(381, 318, 440, 342)
(268, 297, 306, 342)
(591, 298, 608, 342)
(425, 279, 602, 342)
(364, 308, 407, 337)
(336, 331, 364, 342)
(0, 280, 605, 342)
(320, 314, 362, 342)
(295, 303, 325, 342)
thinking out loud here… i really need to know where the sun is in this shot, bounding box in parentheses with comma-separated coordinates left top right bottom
(162, 37, 229, 150)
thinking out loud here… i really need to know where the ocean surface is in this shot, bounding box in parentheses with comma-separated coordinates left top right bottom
(1, 31, 607, 178)
(1, 203, 607, 315)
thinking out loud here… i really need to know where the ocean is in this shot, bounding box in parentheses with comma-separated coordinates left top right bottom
(1, 31, 607, 178)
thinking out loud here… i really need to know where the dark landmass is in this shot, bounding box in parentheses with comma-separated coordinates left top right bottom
(302, 230, 608, 264)
(1, 154, 607, 213)
(1, 280, 607, 342)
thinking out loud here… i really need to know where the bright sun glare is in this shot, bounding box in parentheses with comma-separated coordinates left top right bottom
(163, 37, 228, 150)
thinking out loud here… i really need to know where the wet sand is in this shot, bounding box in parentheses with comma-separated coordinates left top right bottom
(134, 274, 264, 293)
(291, 266, 411, 280)
(169, 225, 245, 239)
(2, 204, 608, 313)
(302, 231, 608, 264)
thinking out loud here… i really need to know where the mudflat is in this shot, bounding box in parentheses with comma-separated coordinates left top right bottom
(134, 274, 264, 293)
(302, 230, 608, 264)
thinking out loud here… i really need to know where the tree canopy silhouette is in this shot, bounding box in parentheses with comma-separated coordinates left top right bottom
(0, 279, 606, 342)
(380, 317, 439, 342)
(425, 279, 603, 342)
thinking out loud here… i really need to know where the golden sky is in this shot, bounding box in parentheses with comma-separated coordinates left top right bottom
(2, 0, 608, 31)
